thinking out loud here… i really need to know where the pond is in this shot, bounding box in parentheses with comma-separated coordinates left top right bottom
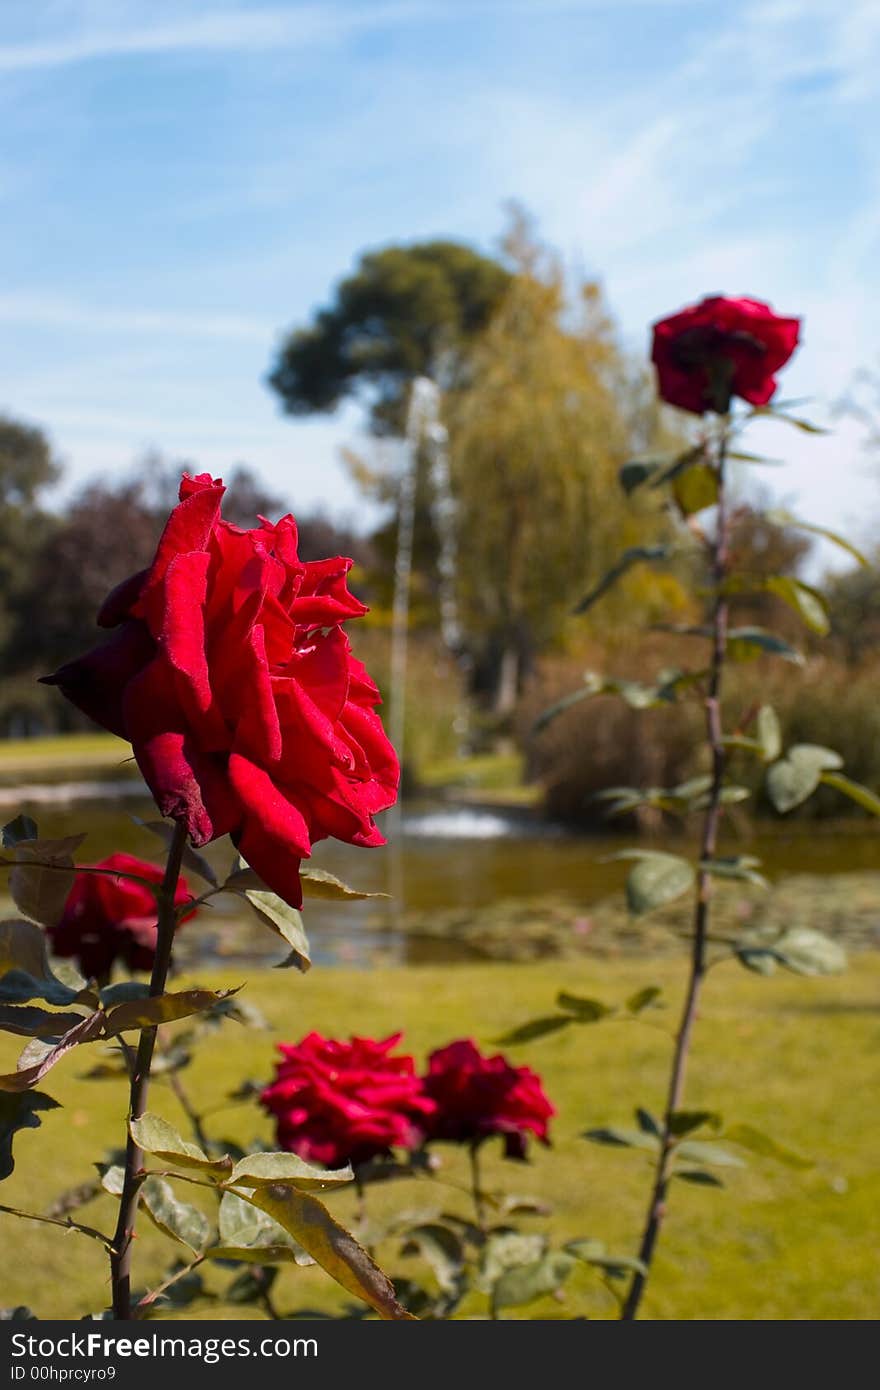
(2, 766, 879, 968)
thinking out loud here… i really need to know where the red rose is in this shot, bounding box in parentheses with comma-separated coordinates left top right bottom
(49, 852, 195, 982)
(260, 1032, 436, 1170)
(651, 295, 800, 415)
(421, 1039, 554, 1159)
(43, 474, 399, 909)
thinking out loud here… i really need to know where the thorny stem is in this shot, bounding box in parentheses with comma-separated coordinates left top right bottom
(134, 1254, 205, 1316)
(109, 821, 188, 1320)
(621, 419, 732, 1321)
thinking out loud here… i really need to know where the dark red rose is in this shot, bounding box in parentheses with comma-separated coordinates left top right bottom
(49, 852, 195, 981)
(260, 1032, 436, 1170)
(651, 295, 800, 415)
(421, 1039, 554, 1160)
(43, 474, 399, 909)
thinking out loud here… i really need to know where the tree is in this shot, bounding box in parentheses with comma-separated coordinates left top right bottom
(267, 240, 512, 434)
(444, 220, 664, 713)
(0, 414, 60, 650)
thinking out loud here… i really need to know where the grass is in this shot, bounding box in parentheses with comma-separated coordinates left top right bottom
(0, 733, 129, 775)
(1, 953, 878, 1321)
(418, 750, 540, 805)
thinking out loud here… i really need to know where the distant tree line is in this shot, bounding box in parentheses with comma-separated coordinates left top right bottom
(0, 437, 371, 737)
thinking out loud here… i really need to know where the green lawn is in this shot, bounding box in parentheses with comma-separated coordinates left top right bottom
(0, 733, 130, 775)
(1, 953, 878, 1321)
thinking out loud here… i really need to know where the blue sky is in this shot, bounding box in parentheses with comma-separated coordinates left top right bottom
(1, 0, 879, 562)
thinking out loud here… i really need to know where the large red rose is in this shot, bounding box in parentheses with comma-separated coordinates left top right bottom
(260, 1032, 436, 1170)
(42, 474, 399, 909)
(421, 1039, 554, 1160)
(49, 852, 195, 982)
(651, 295, 800, 415)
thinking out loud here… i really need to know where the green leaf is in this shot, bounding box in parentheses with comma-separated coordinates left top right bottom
(131, 818, 217, 887)
(493, 1015, 573, 1045)
(674, 1140, 746, 1168)
(647, 443, 707, 487)
(1, 818, 38, 849)
(764, 510, 868, 568)
(668, 1110, 722, 1137)
(244, 891, 311, 972)
(573, 545, 671, 615)
(478, 1231, 546, 1293)
(556, 993, 612, 1022)
(672, 461, 718, 515)
(228, 1152, 352, 1191)
(820, 772, 880, 817)
(725, 627, 804, 664)
(701, 857, 769, 889)
(723, 1123, 812, 1169)
(206, 1190, 312, 1266)
(617, 851, 695, 916)
(227, 1184, 415, 1320)
(767, 745, 843, 813)
(748, 405, 828, 433)
(0, 1012, 104, 1092)
(129, 1113, 233, 1175)
(0, 920, 83, 1007)
(734, 946, 778, 976)
(619, 459, 661, 493)
(140, 1177, 211, 1254)
(771, 927, 847, 976)
(564, 1239, 648, 1277)
(0, 1090, 59, 1181)
(765, 576, 830, 636)
(756, 705, 782, 763)
(104, 987, 241, 1037)
(636, 1108, 661, 1137)
(299, 867, 388, 902)
(491, 1252, 575, 1315)
(626, 985, 662, 1014)
(675, 1169, 725, 1187)
(225, 1266, 278, 1305)
(400, 1223, 465, 1295)
(0, 1005, 87, 1040)
(8, 838, 86, 930)
(582, 1126, 660, 1152)
(728, 450, 783, 465)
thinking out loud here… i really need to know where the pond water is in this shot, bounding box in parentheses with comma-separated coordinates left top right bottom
(2, 766, 879, 968)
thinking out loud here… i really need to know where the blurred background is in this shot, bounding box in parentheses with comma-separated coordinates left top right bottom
(2, 0, 880, 965)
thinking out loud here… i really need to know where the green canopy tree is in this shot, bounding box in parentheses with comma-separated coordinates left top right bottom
(267, 240, 511, 434)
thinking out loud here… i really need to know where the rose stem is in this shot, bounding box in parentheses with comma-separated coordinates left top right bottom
(468, 1143, 487, 1235)
(110, 820, 188, 1320)
(620, 418, 731, 1321)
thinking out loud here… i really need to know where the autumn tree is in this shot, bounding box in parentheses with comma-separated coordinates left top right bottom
(445, 219, 668, 713)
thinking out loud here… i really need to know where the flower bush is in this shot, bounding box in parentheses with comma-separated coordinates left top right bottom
(260, 1032, 436, 1169)
(421, 1038, 553, 1159)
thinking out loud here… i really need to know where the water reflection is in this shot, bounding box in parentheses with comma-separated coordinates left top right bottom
(2, 773, 879, 970)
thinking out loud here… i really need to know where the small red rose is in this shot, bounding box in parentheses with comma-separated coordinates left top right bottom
(49, 852, 195, 982)
(260, 1032, 436, 1170)
(42, 474, 399, 910)
(651, 295, 800, 415)
(421, 1038, 554, 1159)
